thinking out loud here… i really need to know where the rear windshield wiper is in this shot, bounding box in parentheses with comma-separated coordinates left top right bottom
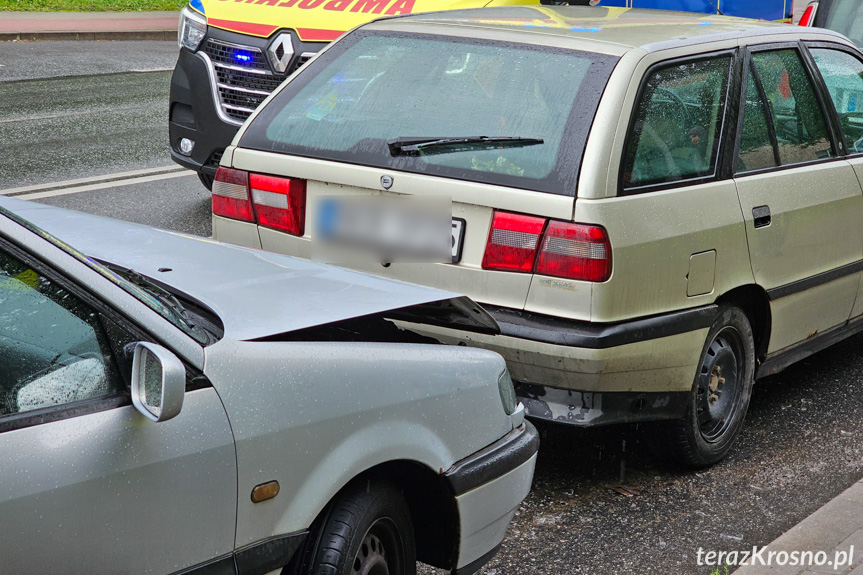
(388, 136, 544, 156)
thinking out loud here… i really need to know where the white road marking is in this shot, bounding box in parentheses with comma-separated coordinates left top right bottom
(129, 68, 174, 73)
(1, 166, 195, 200)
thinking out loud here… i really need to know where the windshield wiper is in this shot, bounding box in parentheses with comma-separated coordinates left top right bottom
(387, 136, 544, 156)
(98, 262, 202, 334)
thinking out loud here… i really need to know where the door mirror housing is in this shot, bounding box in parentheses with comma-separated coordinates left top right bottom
(131, 342, 185, 422)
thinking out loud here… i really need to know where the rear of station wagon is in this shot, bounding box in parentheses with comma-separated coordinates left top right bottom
(212, 6, 863, 466)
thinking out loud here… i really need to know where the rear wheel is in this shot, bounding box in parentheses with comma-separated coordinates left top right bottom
(666, 307, 755, 467)
(301, 480, 416, 575)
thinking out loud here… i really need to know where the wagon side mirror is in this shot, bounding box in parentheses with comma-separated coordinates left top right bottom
(131, 342, 185, 422)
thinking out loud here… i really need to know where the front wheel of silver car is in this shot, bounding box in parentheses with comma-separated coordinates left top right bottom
(300, 479, 417, 575)
(666, 307, 755, 468)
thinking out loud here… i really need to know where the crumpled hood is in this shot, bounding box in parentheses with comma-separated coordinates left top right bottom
(3, 198, 461, 342)
(196, 0, 506, 41)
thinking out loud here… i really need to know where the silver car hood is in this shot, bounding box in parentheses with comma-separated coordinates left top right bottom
(3, 199, 465, 341)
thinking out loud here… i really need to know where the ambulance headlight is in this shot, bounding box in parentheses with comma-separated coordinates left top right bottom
(178, 6, 207, 52)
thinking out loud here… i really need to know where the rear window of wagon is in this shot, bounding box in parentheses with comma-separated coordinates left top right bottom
(240, 31, 619, 197)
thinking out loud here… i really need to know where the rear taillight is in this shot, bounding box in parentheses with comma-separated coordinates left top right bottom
(212, 167, 253, 222)
(481, 211, 546, 272)
(212, 168, 307, 236)
(250, 173, 306, 236)
(482, 210, 611, 282)
(535, 221, 611, 282)
(799, 5, 815, 26)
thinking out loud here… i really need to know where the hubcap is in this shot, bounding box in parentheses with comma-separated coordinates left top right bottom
(352, 523, 392, 575)
(696, 327, 744, 443)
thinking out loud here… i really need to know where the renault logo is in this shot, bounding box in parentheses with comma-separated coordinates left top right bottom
(381, 175, 394, 190)
(267, 33, 295, 74)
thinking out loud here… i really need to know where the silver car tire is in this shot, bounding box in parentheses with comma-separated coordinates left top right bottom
(303, 479, 417, 575)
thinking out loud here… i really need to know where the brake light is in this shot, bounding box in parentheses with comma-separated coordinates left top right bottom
(799, 5, 815, 26)
(535, 221, 611, 282)
(482, 211, 611, 281)
(212, 167, 253, 222)
(482, 211, 546, 272)
(249, 174, 306, 236)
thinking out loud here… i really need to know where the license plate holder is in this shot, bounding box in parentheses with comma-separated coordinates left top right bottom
(452, 218, 465, 263)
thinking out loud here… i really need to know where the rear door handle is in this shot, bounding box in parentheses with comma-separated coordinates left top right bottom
(753, 205, 771, 228)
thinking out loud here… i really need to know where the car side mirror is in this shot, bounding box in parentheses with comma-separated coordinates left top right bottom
(131, 342, 185, 422)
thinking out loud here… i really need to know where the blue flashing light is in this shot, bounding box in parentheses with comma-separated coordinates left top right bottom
(570, 27, 601, 32)
(189, 0, 205, 15)
(698, 21, 713, 26)
(235, 53, 253, 64)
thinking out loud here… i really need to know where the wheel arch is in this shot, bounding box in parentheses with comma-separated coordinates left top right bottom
(285, 460, 460, 573)
(716, 284, 771, 362)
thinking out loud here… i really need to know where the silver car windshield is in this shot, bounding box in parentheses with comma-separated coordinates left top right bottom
(241, 31, 618, 197)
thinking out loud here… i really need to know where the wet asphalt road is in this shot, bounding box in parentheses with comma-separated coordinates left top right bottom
(0, 40, 210, 233)
(4, 39, 863, 575)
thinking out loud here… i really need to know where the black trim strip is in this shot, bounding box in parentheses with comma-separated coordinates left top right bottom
(452, 542, 503, 575)
(169, 555, 235, 575)
(444, 423, 538, 496)
(0, 394, 128, 434)
(719, 47, 746, 181)
(483, 304, 718, 350)
(234, 532, 308, 575)
(766, 260, 863, 301)
(758, 313, 863, 378)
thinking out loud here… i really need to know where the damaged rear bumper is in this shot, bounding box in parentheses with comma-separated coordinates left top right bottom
(482, 304, 717, 426)
(515, 383, 690, 426)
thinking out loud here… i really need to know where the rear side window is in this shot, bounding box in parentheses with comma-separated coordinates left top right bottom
(622, 55, 732, 190)
(810, 48, 863, 154)
(241, 31, 619, 196)
(740, 49, 834, 170)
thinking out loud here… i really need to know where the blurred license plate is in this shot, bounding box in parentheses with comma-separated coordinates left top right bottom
(452, 218, 465, 263)
(313, 195, 451, 264)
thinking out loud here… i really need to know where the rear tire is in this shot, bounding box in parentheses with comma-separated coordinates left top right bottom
(304, 480, 416, 575)
(665, 307, 755, 468)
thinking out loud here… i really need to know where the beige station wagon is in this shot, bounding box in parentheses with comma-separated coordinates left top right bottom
(210, 6, 863, 466)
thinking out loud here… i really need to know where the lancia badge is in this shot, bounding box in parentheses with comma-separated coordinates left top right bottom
(381, 175, 394, 190)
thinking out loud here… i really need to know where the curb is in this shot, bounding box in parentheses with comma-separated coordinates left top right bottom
(0, 30, 175, 42)
(732, 478, 863, 575)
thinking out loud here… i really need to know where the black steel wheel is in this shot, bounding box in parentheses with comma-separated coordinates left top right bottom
(300, 480, 416, 575)
(667, 307, 755, 468)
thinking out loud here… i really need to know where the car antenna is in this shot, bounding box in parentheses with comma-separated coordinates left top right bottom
(705, 0, 724, 15)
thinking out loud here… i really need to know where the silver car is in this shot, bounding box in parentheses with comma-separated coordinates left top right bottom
(0, 196, 537, 575)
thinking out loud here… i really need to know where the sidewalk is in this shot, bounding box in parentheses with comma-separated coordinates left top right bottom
(0, 11, 179, 41)
(733, 478, 863, 575)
